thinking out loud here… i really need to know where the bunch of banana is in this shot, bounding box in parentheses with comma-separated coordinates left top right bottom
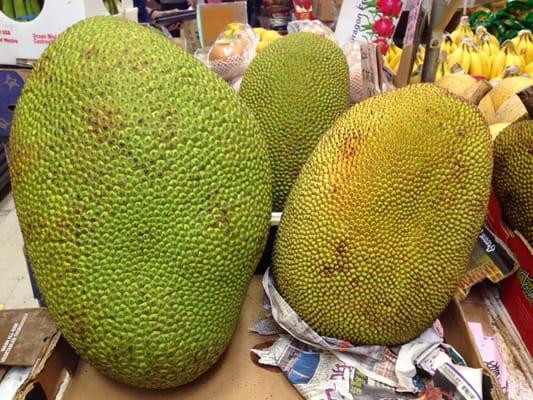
(412, 46, 425, 73)
(511, 29, 533, 65)
(386, 45, 424, 76)
(447, 39, 489, 78)
(477, 33, 500, 58)
(440, 34, 457, 56)
(475, 26, 499, 47)
(490, 40, 525, 79)
(385, 43, 402, 69)
(435, 58, 452, 80)
(450, 16, 474, 45)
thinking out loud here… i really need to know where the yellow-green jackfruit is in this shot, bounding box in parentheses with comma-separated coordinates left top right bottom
(492, 120, 533, 244)
(239, 32, 349, 211)
(9, 17, 271, 388)
(273, 84, 492, 346)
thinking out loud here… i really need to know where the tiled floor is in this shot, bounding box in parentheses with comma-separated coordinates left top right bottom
(0, 191, 39, 309)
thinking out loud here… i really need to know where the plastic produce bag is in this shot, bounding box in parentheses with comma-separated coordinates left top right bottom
(287, 20, 336, 42)
(195, 23, 258, 82)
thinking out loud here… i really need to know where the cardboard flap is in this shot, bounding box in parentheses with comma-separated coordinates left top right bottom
(197, 2, 248, 47)
(14, 335, 79, 400)
(440, 299, 506, 400)
(0, 308, 57, 366)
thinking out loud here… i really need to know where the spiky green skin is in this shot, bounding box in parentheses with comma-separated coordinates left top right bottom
(273, 84, 492, 346)
(239, 32, 349, 211)
(493, 120, 533, 244)
(9, 17, 271, 389)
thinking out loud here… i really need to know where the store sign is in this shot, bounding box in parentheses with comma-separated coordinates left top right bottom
(335, 0, 403, 48)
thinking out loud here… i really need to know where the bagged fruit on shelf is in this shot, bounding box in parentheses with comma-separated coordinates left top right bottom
(287, 19, 336, 42)
(195, 23, 258, 82)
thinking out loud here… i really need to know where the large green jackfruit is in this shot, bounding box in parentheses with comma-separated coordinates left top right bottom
(492, 120, 533, 244)
(273, 84, 492, 346)
(9, 17, 271, 388)
(239, 32, 349, 211)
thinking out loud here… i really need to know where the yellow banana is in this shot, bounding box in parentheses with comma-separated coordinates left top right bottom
(503, 44, 524, 72)
(513, 30, 533, 65)
(490, 50, 507, 79)
(480, 51, 491, 77)
(468, 49, 484, 77)
(490, 41, 525, 79)
(447, 45, 464, 68)
(450, 16, 474, 45)
(478, 33, 500, 57)
(460, 49, 471, 75)
(441, 34, 457, 55)
(435, 59, 451, 80)
(525, 37, 533, 65)
(386, 42, 401, 64)
(389, 50, 402, 71)
(475, 26, 499, 47)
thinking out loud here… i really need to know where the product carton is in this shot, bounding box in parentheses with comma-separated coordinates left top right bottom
(0, 1, 137, 66)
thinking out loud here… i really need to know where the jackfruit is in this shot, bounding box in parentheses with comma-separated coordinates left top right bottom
(478, 94, 496, 124)
(273, 84, 492, 346)
(488, 76, 533, 110)
(494, 94, 529, 124)
(435, 73, 477, 99)
(492, 121, 533, 244)
(9, 17, 271, 388)
(239, 32, 349, 211)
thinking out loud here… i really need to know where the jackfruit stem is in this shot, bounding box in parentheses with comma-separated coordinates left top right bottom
(464, 80, 492, 106)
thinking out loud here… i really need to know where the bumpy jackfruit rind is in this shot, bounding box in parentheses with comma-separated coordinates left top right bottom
(9, 16, 272, 388)
(239, 32, 349, 211)
(492, 120, 533, 244)
(273, 84, 492, 346)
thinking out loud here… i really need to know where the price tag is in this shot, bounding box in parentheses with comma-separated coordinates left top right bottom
(359, 43, 377, 99)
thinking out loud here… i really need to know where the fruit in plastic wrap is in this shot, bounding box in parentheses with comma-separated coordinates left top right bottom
(272, 84, 492, 346)
(287, 20, 336, 42)
(9, 16, 272, 389)
(207, 23, 257, 81)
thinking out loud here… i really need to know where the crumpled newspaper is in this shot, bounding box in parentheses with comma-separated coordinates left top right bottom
(250, 269, 484, 400)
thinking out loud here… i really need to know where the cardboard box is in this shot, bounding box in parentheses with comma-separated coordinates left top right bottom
(484, 193, 533, 357)
(0, 1, 137, 66)
(196, 2, 248, 47)
(14, 276, 505, 400)
(0, 308, 75, 400)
